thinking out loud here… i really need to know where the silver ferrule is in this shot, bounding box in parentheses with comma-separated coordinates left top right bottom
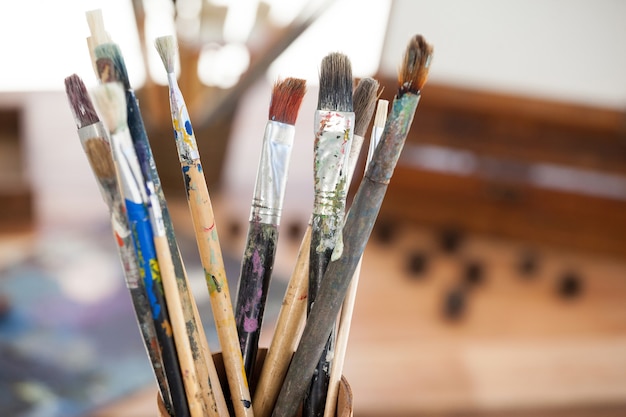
(77, 122, 117, 207)
(111, 130, 147, 205)
(313, 110, 354, 216)
(146, 180, 166, 237)
(77, 121, 109, 149)
(168, 73, 200, 162)
(250, 120, 295, 225)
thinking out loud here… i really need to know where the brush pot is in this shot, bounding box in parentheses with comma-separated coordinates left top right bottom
(156, 348, 353, 417)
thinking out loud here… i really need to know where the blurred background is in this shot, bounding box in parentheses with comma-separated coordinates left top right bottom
(1, 0, 625, 416)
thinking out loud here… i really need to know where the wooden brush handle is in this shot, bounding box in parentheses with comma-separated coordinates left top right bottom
(253, 224, 311, 417)
(324, 258, 362, 417)
(154, 235, 213, 417)
(183, 161, 254, 417)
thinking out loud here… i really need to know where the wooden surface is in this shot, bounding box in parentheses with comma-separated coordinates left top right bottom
(85, 196, 626, 417)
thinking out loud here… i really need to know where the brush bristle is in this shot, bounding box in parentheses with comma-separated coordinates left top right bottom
(154, 36, 177, 74)
(64, 74, 100, 129)
(399, 35, 433, 96)
(85, 9, 110, 46)
(95, 43, 130, 90)
(85, 138, 116, 180)
(269, 77, 307, 125)
(318, 52, 353, 112)
(353, 77, 379, 137)
(97, 57, 120, 83)
(373, 99, 389, 128)
(91, 82, 128, 134)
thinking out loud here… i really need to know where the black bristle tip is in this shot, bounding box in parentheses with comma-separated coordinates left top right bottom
(318, 52, 353, 112)
(399, 34, 433, 97)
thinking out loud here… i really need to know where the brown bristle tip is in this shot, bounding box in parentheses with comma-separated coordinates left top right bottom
(353, 77, 380, 137)
(96, 57, 119, 83)
(84, 138, 116, 180)
(269, 77, 307, 125)
(399, 35, 433, 96)
(64, 74, 99, 128)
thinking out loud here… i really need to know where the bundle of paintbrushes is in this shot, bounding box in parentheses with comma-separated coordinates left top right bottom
(64, 8, 431, 417)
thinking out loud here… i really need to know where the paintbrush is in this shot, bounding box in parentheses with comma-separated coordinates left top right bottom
(95, 48, 223, 417)
(343, 77, 380, 210)
(234, 77, 306, 381)
(252, 223, 310, 417)
(64, 73, 174, 415)
(272, 34, 433, 417)
(324, 94, 386, 417)
(254, 77, 378, 417)
(90, 81, 191, 417)
(154, 35, 254, 417)
(253, 76, 375, 417)
(89, 22, 228, 414)
(305, 52, 354, 417)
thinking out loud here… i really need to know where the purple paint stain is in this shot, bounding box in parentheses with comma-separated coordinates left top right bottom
(241, 288, 264, 332)
(251, 250, 264, 277)
(243, 316, 258, 332)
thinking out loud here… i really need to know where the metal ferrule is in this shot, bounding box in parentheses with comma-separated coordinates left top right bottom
(250, 120, 295, 225)
(77, 122, 117, 207)
(168, 73, 200, 162)
(111, 130, 148, 205)
(145, 180, 166, 237)
(313, 110, 355, 217)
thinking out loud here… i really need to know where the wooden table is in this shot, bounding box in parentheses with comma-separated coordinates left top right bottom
(88, 197, 626, 416)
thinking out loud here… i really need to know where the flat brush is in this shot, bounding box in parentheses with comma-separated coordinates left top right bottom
(155, 35, 253, 417)
(272, 34, 433, 417)
(234, 77, 306, 381)
(343, 77, 379, 213)
(64, 73, 173, 415)
(91, 81, 191, 417)
(305, 52, 354, 417)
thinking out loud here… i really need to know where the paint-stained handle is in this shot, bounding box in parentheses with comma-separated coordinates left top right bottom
(154, 235, 220, 417)
(253, 224, 311, 417)
(182, 161, 254, 417)
(125, 199, 191, 417)
(235, 221, 279, 378)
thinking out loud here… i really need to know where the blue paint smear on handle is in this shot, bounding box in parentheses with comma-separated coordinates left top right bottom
(125, 199, 161, 320)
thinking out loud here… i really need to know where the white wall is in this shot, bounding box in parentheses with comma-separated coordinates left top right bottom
(381, 0, 626, 109)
